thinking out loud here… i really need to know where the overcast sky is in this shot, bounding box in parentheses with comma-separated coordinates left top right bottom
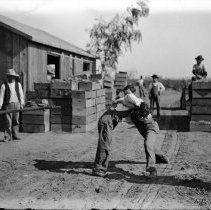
(0, 0, 211, 78)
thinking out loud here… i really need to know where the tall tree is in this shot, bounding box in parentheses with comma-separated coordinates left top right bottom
(86, 0, 149, 73)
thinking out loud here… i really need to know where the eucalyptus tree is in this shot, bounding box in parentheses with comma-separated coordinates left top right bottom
(87, 0, 149, 73)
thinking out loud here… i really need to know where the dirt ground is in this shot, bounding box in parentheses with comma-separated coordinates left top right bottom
(0, 89, 210, 209)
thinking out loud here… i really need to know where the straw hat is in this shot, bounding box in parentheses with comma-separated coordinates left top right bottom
(152, 74, 159, 79)
(6, 68, 19, 77)
(195, 55, 204, 61)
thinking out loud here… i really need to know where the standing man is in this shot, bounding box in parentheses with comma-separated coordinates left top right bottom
(137, 75, 145, 98)
(0, 69, 24, 142)
(149, 74, 165, 117)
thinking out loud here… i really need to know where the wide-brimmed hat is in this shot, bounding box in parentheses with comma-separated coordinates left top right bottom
(152, 74, 159, 79)
(195, 55, 204, 61)
(6, 68, 19, 77)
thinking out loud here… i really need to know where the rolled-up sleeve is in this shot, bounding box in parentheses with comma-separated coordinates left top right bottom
(18, 83, 24, 106)
(0, 84, 5, 109)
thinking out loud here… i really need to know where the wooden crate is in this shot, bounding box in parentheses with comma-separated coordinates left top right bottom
(71, 120, 97, 133)
(22, 109, 50, 133)
(192, 81, 211, 89)
(97, 109, 106, 119)
(96, 96, 106, 105)
(91, 90, 97, 98)
(192, 98, 211, 106)
(191, 106, 211, 114)
(97, 103, 106, 112)
(50, 89, 71, 98)
(191, 115, 211, 122)
(103, 81, 113, 88)
(34, 83, 50, 90)
(192, 89, 211, 98)
(189, 121, 211, 132)
(72, 113, 97, 125)
(50, 80, 77, 90)
(96, 89, 105, 97)
(50, 115, 72, 124)
(72, 98, 92, 108)
(78, 81, 99, 91)
(72, 106, 96, 116)
(114, 81, 127, 86)
(51, 106, 72, 116)
(71, 90, 92, 99)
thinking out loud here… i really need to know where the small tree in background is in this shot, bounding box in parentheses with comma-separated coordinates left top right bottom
(86, 0, 149, 73)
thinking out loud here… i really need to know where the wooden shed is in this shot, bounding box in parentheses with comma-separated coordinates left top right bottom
(0, 14, 97, 94)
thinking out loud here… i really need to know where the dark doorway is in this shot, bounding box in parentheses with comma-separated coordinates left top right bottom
(47, 54, 60, 79)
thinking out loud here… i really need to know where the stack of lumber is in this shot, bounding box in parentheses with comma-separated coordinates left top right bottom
(114, 71, 127, 90)
(189, 81, 211, 132)
(71, 81, 106, 133)
(22, 109, 50, 133)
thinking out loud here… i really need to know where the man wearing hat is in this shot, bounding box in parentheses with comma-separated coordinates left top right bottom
(192, 55, 207, 81)
(0, 69, 24, 141)
(148, 74, 165, 117)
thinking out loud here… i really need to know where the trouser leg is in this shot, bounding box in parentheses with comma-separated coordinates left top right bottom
(150, 98, 155, 115)
(94, 121, 113, 172)
(144, 131, 157, 169)
(4, 111, 12, 141)
(155, 96, 160, 116)
(11, 103, 20, 138)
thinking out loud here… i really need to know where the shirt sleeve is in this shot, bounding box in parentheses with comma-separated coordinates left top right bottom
(18, 83, 25, 106)
(123, 94, 141, 107)
(0, 84, 5, 109)
(158, 82, 165, 92)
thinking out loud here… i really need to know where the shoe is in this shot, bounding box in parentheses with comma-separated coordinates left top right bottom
(146, 166, 157, 178)
(92, 170, 107, 177)
(156, 155, 169, 164)
(13, 136, 21, 140)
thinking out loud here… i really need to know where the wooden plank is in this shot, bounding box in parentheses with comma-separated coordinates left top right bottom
(71, 120, 97, 133)
(72, 113, 97, 125)
(22, 109, 49, 116)
(22, 124, 49, 133)
(5, 30, 13, 72)
(191, 115, 211, 122)
(51, 123, 72, 132)
(72, 106, 96, 116)
(103, 81, 113, 88)
(115, 73, 127, 79)
(189, 121, 211, 132)
(72, 98, 92, 108)
(78, 81, 97, 91)
(50, 115, 72, 124)
(12, 33, 20, 75)
(192, 89, 211, 98)
(71, 90, 92, 99)
(22, 115, 49, 125)
(192, 106, 211, 114)
(192, 98, 211, 106)
(96, 96, 106, 104)
(192, 81, 211, 89)
(91, 98, 96, 106)
(91, 90, 96, 98)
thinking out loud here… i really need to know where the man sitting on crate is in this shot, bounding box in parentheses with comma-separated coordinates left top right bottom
(0, 69, 24, 142)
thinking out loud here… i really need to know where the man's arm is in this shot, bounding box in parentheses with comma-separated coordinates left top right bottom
(158, 82, 165, 92)
(0, 84, 5, 109)
(18, 83, 24, 108)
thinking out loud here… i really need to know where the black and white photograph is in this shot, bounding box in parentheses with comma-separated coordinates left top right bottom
(0, 0, 210, 209)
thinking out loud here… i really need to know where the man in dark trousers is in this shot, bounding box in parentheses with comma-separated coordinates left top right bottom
(149, 74, 165, 117)
(0, 69, 24, 142)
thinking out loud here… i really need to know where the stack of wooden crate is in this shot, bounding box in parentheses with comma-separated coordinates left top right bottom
(103, 74, 116, 109)
(71, 81, 106, 132)
(114, 71, 127, 90)
(189, 81, 211, 132)
(22, 109, 50, 133)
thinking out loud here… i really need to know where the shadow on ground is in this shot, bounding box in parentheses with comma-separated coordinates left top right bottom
(34, 159, 210, 191)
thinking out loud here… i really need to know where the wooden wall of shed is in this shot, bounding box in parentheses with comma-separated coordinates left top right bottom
(0, 26, 28, 93)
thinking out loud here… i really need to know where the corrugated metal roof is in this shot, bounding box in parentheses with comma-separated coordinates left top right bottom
(0, 14, 95, 58)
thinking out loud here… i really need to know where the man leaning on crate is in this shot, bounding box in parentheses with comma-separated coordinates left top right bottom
(0, 69, 24, 142)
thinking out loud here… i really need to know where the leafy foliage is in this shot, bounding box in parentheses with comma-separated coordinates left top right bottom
(86, 0, 149, 72)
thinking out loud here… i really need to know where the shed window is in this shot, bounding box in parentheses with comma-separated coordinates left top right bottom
(83, 62, 90, 72)
(47, 54, 60, 79)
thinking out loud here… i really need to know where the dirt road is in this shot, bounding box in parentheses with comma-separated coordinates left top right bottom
(0, 89, 210, 209)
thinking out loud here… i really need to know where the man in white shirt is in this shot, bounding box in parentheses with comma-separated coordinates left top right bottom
(148, 74, 165, 117)
(0, 69, 24, 141)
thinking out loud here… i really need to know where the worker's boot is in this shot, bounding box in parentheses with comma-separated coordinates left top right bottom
(155, 154, 169, 164)
(146, 166, 157, 178)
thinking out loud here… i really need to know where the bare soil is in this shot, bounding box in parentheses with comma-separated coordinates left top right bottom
(0, 89, 210, 209)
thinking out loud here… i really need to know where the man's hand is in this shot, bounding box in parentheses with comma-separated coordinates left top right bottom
(20, 104, 24, 109)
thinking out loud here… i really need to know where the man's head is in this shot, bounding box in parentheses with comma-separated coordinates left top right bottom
(195, 55, 204, 64)
(123, 85, 136, 95)
(6, 69, 19, 83)
(152, 74, 159, 82)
